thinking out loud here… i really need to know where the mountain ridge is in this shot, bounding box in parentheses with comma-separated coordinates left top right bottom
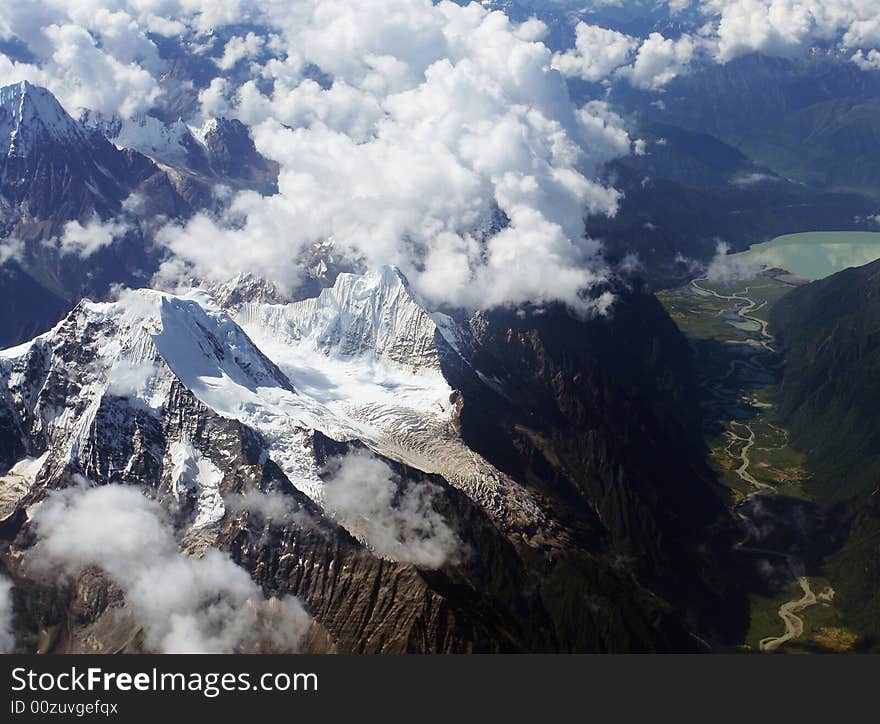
(0, 267, 746, 652)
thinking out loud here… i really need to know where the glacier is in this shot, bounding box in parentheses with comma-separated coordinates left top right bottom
(0, 266, 544, 546)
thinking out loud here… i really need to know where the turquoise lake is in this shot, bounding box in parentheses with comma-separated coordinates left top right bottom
(733, 231, 880, 280)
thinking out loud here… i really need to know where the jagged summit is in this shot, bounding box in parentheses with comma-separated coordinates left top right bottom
(0, 80, 160, 223)
(81, 110, 211, 174)
(0, 278, 528, 518)
(209, 272, 284, 311)
(0, 80, 85, 155)
(199, 116, 278, 191)
(0, 286, 336, 498)
(77, 110, 277, 192)
(226, 267, 541, 526)
(236, 265, 454, 370)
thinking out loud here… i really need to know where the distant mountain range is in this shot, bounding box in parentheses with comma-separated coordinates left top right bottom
(613, 54, 880, 199)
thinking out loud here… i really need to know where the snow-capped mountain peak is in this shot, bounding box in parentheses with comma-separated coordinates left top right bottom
(80, 110, 210, 174)
(1, 272, 540, 535)
(0, 80, 85, 156)
(237, 265, 451, 370)
(75, 111, 276, 191)
(0, 288, 332, 502)
(0, 81, 165, 224)
(198, 117, 221, 139)
(228, 268, 540, 526)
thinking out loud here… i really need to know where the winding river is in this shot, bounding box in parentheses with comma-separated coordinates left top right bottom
(690, 278, 835, 653)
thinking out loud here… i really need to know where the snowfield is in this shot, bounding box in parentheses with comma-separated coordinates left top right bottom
(0, 265, 545, 535)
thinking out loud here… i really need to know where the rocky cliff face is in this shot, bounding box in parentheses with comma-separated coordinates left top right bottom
(201, 118, 278, 193)
(443, 285, 747, 647)
(0, 268, 746, 653)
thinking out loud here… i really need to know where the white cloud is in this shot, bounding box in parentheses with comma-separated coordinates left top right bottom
(0, 1, 677, 314)
(619, 32, 699, 90)
(844, 17, 880, 49)
(152, 2, 635, 315)
(552, 23, 699, 91)
(216, 32, 265, 71)
(552, 2, 880, 76)
(225, 488, 308, 526)
(2, 1, 879, 118)
(551, 23, 638, 83)
(0, 237, 24, 266)
(852, 49, 880, 70)
(698, 0, 880, 63)
(730, 172, 780, 186)
(515, 18, 548, 43)
(705, 240, 759, 283)
(29, 483, 311, 653)
(54, 215, 128, 258)
(0, 574, 14, 653)
(593, 1, 880, 67)
(106, 360, 157, 396)
(5, 2, 790, 313)
(197, 77, 233, 118)
(322, 450, 459, 569)
(0, 2, 164, 117)
(708, 0, 815, 61)
(105, 359, 163, 411)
